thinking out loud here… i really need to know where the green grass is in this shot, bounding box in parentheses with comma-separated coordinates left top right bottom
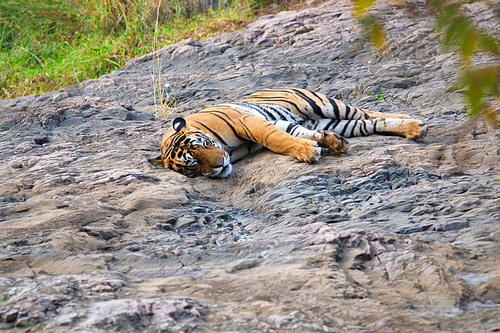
(370, 91, 386, 102)
(0, 0, 294, 100)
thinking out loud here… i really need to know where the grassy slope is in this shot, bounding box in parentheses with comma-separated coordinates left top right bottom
(0, 0, 312, 100)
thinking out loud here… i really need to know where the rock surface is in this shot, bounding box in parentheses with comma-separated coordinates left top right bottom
(1, 0, 500, 331)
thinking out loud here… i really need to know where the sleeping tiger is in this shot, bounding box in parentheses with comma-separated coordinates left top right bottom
(150, 87, 425, 178)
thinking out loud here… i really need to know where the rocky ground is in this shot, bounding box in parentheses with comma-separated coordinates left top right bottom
(1, 0, 500, 332)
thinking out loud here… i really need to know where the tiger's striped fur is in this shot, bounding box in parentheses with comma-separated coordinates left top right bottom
(150, 87, 425, 178)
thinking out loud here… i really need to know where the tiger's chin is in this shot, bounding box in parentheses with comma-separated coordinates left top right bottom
(208, 163, 233, 178)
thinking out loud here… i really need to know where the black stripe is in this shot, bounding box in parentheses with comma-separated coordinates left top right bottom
(309, 90, 325, 104)
(350, 120, 358, 137)
(252, 104, 289, 121)
(358, 108, 368, 120)
(361, 120, 368, 136)
(326, 96, 340, 119)
(286, 123, 296, 134)
(330, 120, 341, 131)
(248, 96, 309, 118)
(340, 121, 348, 137)
(199, 107, 244, 116)
(172, 134, 187, 146)
(351, 107, 360, 120)
(263, 125, 277, 146)
(373, 119, 379, 134)
(191, 120, 228, 146)
(268, 105, 289, 121)
(233, 103, 267, 118)
(253, 105, 275, 119)
(354, 108, 365, 119)
(238, 118, 257, 142)
(324, 119, 335, 131)
(344, 105, 351, 119)
(309, 90, 330, 115)
(208, 112, 247, 142)
(291, 88, 325, 118)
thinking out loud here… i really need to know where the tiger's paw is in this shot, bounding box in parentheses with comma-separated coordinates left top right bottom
(318, 131, 349, 154)
(403, 119, 427, 139)
(291, 140, 321, 163)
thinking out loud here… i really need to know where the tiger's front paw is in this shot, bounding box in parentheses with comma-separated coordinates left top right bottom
(290, 140, 321, 163)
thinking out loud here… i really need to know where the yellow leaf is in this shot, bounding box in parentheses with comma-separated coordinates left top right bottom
(460, 27, 475, 62)
(371, 22, 387, 51)
(352, 0, 376, 18)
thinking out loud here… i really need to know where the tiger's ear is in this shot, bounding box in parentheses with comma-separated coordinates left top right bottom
(173, 118, 187, 132)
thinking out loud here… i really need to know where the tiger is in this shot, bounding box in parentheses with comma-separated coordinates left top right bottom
(150, 87, 425, 178)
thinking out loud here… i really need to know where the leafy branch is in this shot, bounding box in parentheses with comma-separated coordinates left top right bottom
(353, 0, 500, 124)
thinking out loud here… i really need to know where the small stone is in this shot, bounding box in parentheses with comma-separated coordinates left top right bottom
(456, 200, 480, 212)
(322, 212, 349, 223)
(411, 205, 434, 216)
(398, 203, 413, 212)
(175, 216, 198, 230)
(212, 210, 230, 221)
(127, 245, 142, 252)
(33, 137, 49, 145)
(1, 309, 18, 323)
(396, 226, 421, 234)
(433, 221, 469, 231)
(193, 207, 206, 213)
(156, 223, 174, 231)
(229, 259, 263, 273)
(248, 183, 261, 194)
(440, 165, 463, 175)
(10, 162, 23, 169)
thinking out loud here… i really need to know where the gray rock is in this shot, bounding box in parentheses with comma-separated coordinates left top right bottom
(0, 0, 499, 332)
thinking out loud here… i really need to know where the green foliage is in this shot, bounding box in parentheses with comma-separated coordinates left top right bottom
(354, 0, 500, 123)
(370, 91, 386, 102)
(251, 0, 277, 10)
(433, 0, 499, 62)
(1, 0, 498, 125)
(455, 66, 499, 117)
(359, 14, 387, 51)
(0, 0, 260, 99)
(431, 0, 500, 120)
(352, 0, 387, 51)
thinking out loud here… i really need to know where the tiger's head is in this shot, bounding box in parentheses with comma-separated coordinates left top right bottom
(149, 118, 232, 178)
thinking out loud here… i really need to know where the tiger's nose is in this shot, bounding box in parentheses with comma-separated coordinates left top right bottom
(215, 157, 224, 168)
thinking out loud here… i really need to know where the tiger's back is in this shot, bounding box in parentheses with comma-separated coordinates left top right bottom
(241, 87, 373, 121)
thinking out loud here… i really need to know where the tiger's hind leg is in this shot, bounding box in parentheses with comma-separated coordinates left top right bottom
(244, 87, 412, 121)
(362, 109, 409, 119)
(323, 99, 411, 120)
(272, 120, 348, 154)
(300, 91, 412, 120)
(311, 118, 425, 139)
